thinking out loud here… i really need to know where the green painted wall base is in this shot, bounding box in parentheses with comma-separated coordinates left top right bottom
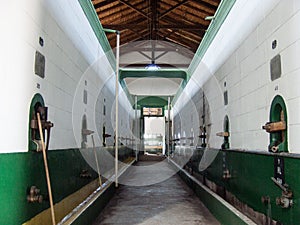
(71, 184, 116, 225)
(171, 160, 254, 225)
(0, 147, 134, 225)
(177, 148, 300, 225)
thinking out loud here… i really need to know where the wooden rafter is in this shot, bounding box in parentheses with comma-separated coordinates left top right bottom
(92, 0, 221, 54)
(102, 24, 206, 31)
(93, 0, 117, 9)
(118, 0, 150, 19)
(159, 0, 189, 19)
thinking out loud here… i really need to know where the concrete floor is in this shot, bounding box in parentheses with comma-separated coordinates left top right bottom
(93, 159, 220, 225)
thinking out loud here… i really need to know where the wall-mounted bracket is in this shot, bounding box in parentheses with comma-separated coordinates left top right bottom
(262, 121, 286, 133)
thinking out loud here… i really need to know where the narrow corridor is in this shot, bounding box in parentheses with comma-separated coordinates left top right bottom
(93, 158, 220, 225)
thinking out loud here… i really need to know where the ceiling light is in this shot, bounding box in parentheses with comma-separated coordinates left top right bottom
(145, 63, 160, 70)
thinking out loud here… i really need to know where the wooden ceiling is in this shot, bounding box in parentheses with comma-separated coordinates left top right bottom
(92, 0, 221, 53)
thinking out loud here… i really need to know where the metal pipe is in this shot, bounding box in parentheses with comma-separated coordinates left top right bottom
(37, 113, 56, 225)
(167, 96, 171, 160)
(102, 28, 120, 187)
(103, 28, 120, 188)
(115, 31, 120, 188)
(103, 28, 119, 33)
(135, 95, 138, 161)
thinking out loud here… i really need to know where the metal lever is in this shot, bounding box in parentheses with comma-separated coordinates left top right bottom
(216, 132, 229, 137)
(271, 177, 293, 208)
(262, 121, 286, 133)
(271, 177, 287, 192)
(82, 129, 94, 136)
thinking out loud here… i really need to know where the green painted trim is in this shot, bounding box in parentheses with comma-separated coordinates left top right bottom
(78, 0, 115, 70)
(269, 95, 288, 152)
(28, 93, 45, 151)
(119, 69, 187, 80)
(137, 96, 169, 108)
(172, 0, 236, 106)
(120, 79, 135, 106)
(120, 69, 184, 108)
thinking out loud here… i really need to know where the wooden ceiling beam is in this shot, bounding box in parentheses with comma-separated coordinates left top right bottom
(160, 14, 206, 32)
(184, 2, 214, 17)
(159, 0, 189, 19)
(159, 29, 175, 40)
(160, 32, 198, 52)
(93, 0, 117, 9)
(97, 3, 126, 18)
(160, 4, 208, 25)
(118, 0, 150, 19)
(102, 24, 206, 30)
(174, 30, 200, 44)
(177, 28, 204, 41)
(189, 0, 219, 14)
(121, 47, 187, 53)
(98, 4, 144, 24)
(164, 37, 194, 51)
(92, 0, 221, 54)
(150, 0, 158, 40)
(120, 29, 151, 45)
(155, 39, 195, 58)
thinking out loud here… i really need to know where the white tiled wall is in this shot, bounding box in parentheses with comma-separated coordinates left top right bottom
(0, 1, 134, 153)
(173, 0, 300, 152)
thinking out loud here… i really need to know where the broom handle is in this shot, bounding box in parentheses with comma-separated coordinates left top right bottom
(37, 113, 56, 225)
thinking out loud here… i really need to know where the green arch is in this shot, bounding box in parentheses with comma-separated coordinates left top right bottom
(138, 96, 168, 108)
(269, 95, 288, 152)
(28, 93, 45, 151)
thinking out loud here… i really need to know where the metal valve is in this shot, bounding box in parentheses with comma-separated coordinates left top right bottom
(27, 186, 43, 203)
(80, 169, 92, 178)
(223, 169, 231, 180)
(271, 177, 293, 209)
(276, 194, 293, 208)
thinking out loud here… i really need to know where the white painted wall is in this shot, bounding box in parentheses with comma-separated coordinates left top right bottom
(0, 0, 134, 153)
(174, 0, 300, 152)
(144, 117, 165, 136)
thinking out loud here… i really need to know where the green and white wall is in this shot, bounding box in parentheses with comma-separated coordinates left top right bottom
(0, 0, 135, 224)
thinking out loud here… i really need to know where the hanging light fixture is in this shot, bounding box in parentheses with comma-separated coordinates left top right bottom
(145, 60, 160, 70)
(144, 0, 160, 71)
